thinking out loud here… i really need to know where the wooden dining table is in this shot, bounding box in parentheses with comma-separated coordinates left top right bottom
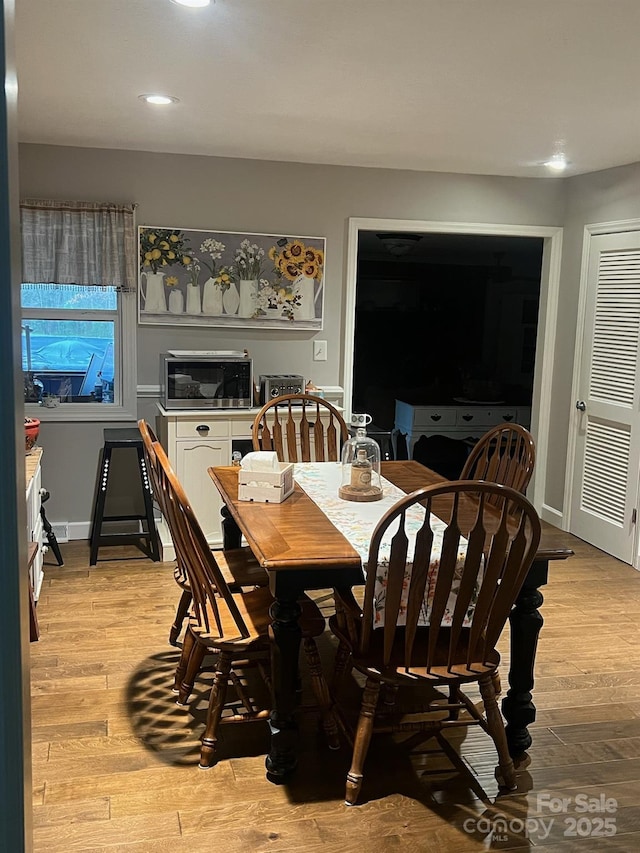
(209, 460, 573, 779)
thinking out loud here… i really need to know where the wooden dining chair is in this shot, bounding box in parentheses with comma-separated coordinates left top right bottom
(329, 480, 541, 805)
(150, 437, 340, 767)
(138, 419, 267, 645)
(460, 423, 536, 497)
(252, 393, 349, 462)
(454, 422, 536, 703)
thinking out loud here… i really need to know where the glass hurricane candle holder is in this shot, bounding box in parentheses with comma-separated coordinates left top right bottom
(339, 424, 382, 502)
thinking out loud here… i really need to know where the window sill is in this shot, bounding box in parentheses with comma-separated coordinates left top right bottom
(25, 403, 137, 423)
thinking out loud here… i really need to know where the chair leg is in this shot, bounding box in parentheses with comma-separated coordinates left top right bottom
(169, 588, 192, 646)
(345, 678, 381, 806)
(199, 652, 232, 769)
(173, 626, 195, 692)
(491, 669, 502, 697)
(177, 639, 207, 706)
(381, 684, 399, 708)
(479, 673, 516, 790)
(447, 684, 460, 720)
(332, 640, 352, 693)
(303, 637, 340, 750)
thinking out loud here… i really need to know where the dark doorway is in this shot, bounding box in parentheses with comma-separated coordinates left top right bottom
(352, 232, 544, 435)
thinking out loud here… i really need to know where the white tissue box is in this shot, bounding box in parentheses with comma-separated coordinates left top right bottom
(238, 462, 294, 503)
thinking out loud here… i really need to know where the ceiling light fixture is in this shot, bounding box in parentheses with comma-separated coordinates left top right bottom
(171, 0, 211, 7)
(139, 94, 180, 106)
(376, 233, 422, 258)
(544, 154, 568, 172)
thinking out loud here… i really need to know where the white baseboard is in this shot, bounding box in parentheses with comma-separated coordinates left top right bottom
(540, 503, 564, 528)
(66, 521, 92, 541)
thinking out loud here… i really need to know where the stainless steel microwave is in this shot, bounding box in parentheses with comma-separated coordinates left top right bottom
(160, 352, 253, 409)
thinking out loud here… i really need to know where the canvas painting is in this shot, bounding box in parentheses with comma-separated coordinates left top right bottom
(138, 226, 325, 329)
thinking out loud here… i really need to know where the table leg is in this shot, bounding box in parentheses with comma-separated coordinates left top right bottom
(220, 504, 242, 550)
(502, 558, 548, 758)
(266, 594, 302, 778)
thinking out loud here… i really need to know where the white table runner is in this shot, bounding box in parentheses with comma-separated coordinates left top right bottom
(293, 463, 474, 626)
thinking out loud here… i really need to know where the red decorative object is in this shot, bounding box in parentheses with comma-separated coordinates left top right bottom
(25, 417, 40, 453)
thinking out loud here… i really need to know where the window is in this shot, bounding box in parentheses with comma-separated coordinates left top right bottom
(21, 200, 137, 420)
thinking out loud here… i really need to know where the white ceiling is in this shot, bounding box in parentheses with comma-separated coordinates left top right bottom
(14, 0, 640, 178)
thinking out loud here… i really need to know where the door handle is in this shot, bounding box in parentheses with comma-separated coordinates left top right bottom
(576, 401, 586, 412)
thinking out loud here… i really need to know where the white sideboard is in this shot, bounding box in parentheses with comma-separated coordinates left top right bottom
(156, 405, 259, 560)
(394, 400, 532, 457)
(26, 447, 44, 601)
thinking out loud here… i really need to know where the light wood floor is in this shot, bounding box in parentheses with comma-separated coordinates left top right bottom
(31, 530, 640, 852)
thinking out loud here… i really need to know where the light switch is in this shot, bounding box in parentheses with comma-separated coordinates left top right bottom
(313, 340, 327, 361)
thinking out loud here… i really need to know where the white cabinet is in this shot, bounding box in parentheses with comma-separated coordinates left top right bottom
(157, 405, 259, 560)
(394, 400, 531, 457)
(26, 448, 44, 601)
(175, 439, 226, 543)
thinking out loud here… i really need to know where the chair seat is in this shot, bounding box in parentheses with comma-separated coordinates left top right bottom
(191, 587, 327, 650)
(190, 586, 273, 647)
(330, 616, 500, 685)
(173, 547, 267, 593)
(216, 547, 268, 588)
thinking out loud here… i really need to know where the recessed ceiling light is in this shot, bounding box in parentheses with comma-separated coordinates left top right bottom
(139, 94, 180, 106)
(544, 154, 569, 172)
(171, 0, 211, 7)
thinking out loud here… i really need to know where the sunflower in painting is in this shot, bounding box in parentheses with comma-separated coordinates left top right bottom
(270, 240, 324, 283)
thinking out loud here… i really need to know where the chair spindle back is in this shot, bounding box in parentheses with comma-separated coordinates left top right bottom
(150, 437, 251, 640)
(360, 480, 541, 673)
(460, 423, 536, 501)
(252, 393, 348, 462)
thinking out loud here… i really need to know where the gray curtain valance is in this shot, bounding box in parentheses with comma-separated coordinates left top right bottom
(20, 199, 136, 289)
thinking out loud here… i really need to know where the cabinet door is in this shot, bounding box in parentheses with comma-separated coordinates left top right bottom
(175, 439, 227, 545)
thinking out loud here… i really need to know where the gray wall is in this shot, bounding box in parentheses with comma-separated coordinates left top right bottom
(542, 161, 640, 511)
(19, 143, 566, 527)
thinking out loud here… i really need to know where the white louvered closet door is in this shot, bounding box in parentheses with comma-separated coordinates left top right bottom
(571, 232, 640, 563)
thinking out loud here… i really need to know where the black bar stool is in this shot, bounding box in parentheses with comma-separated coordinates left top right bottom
(89, 427, 160, 565)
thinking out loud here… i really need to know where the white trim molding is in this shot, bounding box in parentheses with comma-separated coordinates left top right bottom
(137, 384, 161, 398)
(541, 504, 564, 526)
(343, 217, 564, 517)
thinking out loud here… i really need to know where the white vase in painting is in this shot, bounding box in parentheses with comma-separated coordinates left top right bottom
(186, 283, 202, 315)
(202, 278, 224, 316)
(140, 270, 167, 313)
(222, 281, 240, 315)
(238, 279, 258, 318)
(294, 275, 316, 321)
(168, 288, 184, 315)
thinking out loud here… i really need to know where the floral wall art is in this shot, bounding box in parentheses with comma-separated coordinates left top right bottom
(138, 226, 325, 329)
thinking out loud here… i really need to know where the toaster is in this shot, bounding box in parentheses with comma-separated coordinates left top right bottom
(259, 374, 305, 403)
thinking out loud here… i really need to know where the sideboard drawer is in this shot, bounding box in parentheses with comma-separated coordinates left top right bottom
(175, 419, 230, 439)
(231, 418, 256, 437)
(413, 408, 457, 428)
(497, 409, 519, 424)
(456, 408, 518, 427)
